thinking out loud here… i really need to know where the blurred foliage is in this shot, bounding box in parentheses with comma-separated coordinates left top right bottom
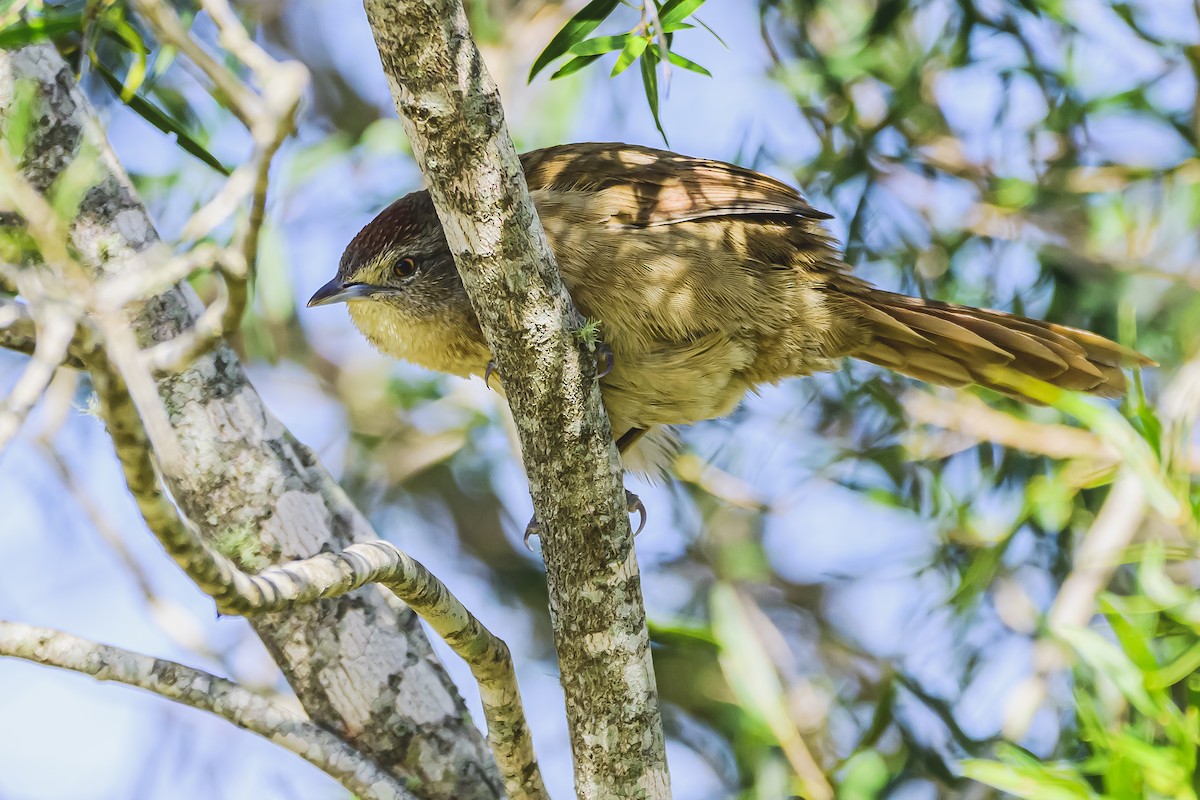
(5, 0, 1200, 798)
(1, 0, 229, 172)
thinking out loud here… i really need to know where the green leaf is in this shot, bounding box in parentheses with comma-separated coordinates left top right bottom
(1098, 595, 1159, 673)
(867, 0, 908, 38)
(98, 17, 149, 101)
(1058, 624, 1160, 720)
(0, 12, 84, 49)
(93, 62, 231, 176)
(640, 46, 668, 144)
(691, 14, 727, 47)
(659, 0, 706, 27)
(611, 35, 649, 77)
(983, 372, 1179, 518)
(550, 54, 602, 80)
(567, 34, 630, 57)
(528, 0, 621, 81)
(961, 758, 1096, 800)
(2, 78, 38, 161)
(666, 51, 711, 77)
(710, 584, 792, 737)
(837, 751, 890, 800)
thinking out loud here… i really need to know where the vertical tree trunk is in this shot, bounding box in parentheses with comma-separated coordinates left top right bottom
(361, 2, 671, 797)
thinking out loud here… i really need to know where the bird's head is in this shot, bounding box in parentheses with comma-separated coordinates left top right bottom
(308, 191, 485, 373)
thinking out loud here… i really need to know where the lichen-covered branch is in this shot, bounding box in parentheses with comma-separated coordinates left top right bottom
(86, 344, 546, 800)
(0, 622, 417, 800)
(361, 1, 670, 797)
(0, 42, 505, 799)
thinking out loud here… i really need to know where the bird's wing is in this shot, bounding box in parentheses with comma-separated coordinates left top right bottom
(520, 142, 832, 228)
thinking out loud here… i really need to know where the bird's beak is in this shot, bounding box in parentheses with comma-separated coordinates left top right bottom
(307, 279, 382, 308)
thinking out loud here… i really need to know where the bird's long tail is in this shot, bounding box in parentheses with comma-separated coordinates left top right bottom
(843, 291, 1152, 399)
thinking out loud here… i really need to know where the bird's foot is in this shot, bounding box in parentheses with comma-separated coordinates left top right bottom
(626, 489, 647, 535)
(484, 359, 499, 390)
(523, 489, 647, 550)
(595, 341, 614, 379)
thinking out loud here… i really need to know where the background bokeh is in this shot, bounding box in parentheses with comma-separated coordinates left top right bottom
(2, 0, 1198, 797)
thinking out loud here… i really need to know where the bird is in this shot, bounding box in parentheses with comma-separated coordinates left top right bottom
(309, 142, 1151, 536)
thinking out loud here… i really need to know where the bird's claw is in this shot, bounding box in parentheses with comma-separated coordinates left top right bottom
(596, 342, 614, 380)
(626, 489, 647, 536)
(522, 488, 647, 550)
(484, 360, 498, 390)
(522, 517, 541, 551)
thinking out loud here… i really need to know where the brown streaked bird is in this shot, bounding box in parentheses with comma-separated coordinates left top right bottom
(309, 142, 1152, 532)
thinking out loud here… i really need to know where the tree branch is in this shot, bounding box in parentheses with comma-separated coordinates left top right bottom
(360, 2, 670, 797)
(0, 622, 416, 800)
(85, 343, 546, 800)
(0, 42, 505, 800)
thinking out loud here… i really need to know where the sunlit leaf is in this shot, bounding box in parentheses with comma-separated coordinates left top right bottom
(0, 12, 84, 48)
(93, 61, 230, 175)
(666, 50, 711, 77)
(961, 757, 1097, 799)
(528, 0, 620, 81)
(611, 35, 648, 77)
(640, 45, 667, 144)
(567, 34, 630, 57)
(550, 54, 601, 80)
(1058, 624, 1161, 721)
(99, 17, 148, 100)
(1, 78, 38, 161)
(659, 0, 706, 27)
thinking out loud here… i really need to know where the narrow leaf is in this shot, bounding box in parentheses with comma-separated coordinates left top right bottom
(550, 54, 602, 80)
(659, 0, 706, 26)
(666, 51, 711, 76)
(0, 13, 84, 48)
(693, 15, 727, 47)
(93, 62, 231, 176)
(528, 0, 621, 81)
(568, 34, 631, 57)
(640, 46, 668, 144)
(100, 19, 149, 100)
(611, 35, 649, 77)
(2, 78, 37, 161)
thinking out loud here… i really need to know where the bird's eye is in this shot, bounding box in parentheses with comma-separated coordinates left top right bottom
(397, 257, 417, 277)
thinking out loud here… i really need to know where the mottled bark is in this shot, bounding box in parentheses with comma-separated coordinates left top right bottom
(361, 2, 671, 798)
(0, 43, 503, 800)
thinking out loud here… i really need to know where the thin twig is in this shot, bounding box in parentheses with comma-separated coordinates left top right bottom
(0, 622, 416, 800)
(0, 153, 184, 469)
(135, 0, 307, 370)
(904, 390, 1119, 463)
(131, 0, 258, 127)
(0, 306, 74, 455)
(0, 297, 88, 367)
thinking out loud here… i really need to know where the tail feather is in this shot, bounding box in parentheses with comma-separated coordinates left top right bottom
(847, 291, 1152, 400)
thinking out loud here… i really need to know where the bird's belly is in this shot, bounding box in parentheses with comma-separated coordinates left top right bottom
(597, 331, 760, 427)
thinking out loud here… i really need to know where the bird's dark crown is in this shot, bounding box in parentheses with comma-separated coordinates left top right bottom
(337, 190, 450, 285)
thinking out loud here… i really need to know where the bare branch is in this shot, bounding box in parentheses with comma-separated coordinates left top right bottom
(0, 297, 90, 367)
(85, 346, 546, 800)
(904, 390, 1120, 463)
(0, 303, 73, 454)
(0, 622, 417, 800)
